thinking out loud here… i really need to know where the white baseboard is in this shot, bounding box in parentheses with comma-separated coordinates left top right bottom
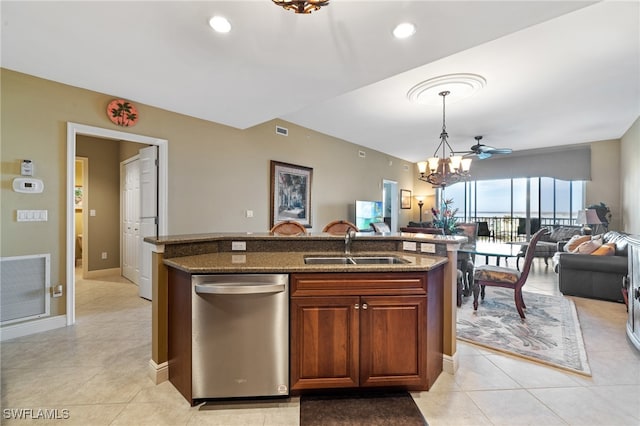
(148, 359, 168, 384)
(443, 352, 459, 375)
(83, 267, 121, 279)
(0, 315, 67, 341)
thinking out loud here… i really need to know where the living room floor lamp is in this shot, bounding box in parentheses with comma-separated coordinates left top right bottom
(415, 196, 425, 222)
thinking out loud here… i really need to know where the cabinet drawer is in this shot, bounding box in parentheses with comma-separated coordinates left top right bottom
(291, 272, 428, 297)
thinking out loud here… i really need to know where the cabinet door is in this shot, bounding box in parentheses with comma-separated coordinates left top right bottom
(359, 296, 428, 388)
(291, 296, 360, 390)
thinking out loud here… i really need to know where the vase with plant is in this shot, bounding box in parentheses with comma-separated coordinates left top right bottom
(431, 198, 459, 234)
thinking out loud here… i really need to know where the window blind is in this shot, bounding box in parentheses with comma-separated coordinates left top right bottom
(468, 145, 591, 181)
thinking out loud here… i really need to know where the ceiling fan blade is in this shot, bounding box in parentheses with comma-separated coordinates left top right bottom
(486, 148, 513, 155)
(477, 152, 492, 160)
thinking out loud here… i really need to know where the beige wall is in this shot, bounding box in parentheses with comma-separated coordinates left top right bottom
(586, 139, 621, 231)
(621, 116, 640, 234)
(76, 135, 121, 271)
(1, 69, 416, 320)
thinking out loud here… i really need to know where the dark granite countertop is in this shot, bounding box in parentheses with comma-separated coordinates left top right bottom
(145, 231, 465, 246)
(163, 250, 448, 274)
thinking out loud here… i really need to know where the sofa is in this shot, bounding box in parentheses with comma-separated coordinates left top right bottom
(400, 221, 444, 234)
(554, 231, 629, 302)
(516, 225, 582, 269)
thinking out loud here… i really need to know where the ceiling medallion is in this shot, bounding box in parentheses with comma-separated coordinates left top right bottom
(407, 73, 486, 106)
(272, 0, 329, 14)
(107, 99, 139, 127)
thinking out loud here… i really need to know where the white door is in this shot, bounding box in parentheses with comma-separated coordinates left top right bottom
(139, 145, 158, 300)
(122, 158, 141, 284)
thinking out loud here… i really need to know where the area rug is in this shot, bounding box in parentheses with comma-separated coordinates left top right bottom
(457, 288, 591, 376)
(300, 392, 427, 425)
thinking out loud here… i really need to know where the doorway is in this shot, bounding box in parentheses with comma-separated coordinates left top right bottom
(383, 179, 399, 232)
(66, 123, 168, 326)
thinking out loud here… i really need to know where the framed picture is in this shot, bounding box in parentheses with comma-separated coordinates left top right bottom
(400, 189, 412, 209)
(270, 161, 313, 228)
(74, 186, 84, 211)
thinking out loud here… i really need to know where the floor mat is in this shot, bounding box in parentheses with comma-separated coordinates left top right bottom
(300, 391, 427, 426)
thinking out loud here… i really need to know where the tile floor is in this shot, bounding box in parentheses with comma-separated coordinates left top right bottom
(1, 260, 639, 425)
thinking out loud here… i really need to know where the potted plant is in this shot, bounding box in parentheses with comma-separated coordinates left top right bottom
(431, 198, 459, 235)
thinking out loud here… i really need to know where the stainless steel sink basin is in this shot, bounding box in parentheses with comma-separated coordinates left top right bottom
(304, 256, 355, 265)
(304, 255, 409, 265)
(351, 256, 409, 264)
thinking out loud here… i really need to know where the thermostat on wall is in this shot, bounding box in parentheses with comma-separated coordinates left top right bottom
(12, 177, 44, 193)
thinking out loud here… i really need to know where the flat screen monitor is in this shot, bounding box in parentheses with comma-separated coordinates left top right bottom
(355, 200, 383, 231)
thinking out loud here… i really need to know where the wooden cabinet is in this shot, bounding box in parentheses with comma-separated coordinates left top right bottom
(290, 270, 443, 392)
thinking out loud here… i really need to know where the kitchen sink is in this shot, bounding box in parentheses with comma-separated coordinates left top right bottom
(304, 255, 409, 265)
(304, 256, 355, 265)
(351, 256, 409, 264)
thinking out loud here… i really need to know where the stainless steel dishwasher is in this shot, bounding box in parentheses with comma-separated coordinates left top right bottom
(191, 274, 289, 399)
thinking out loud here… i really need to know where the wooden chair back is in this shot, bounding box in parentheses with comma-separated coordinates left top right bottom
(322, 220, 358, 235)
(270, 220, 307, 236)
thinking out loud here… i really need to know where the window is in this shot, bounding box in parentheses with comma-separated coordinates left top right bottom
(442, 177, 585, 240)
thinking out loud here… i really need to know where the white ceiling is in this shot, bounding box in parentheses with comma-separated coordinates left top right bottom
(2, 1, 638, 163)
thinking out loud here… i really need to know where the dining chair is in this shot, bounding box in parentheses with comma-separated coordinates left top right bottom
(322, 220, 358, 235)
(456, 223, 478, 304)
(472, 228, 547, 319)
(476, 221, 494, 241)
(270, 220, 308, 236)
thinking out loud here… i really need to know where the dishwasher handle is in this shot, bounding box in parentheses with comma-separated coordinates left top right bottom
(195, 283, 286, 295)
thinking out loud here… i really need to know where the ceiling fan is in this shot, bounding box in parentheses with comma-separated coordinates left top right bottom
(458, 136, 513, 160)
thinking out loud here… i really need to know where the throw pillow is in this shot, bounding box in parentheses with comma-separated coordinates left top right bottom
(591, 243, 616, 256)
(564, 235, 591, 252)
(575, 238, 602, 254)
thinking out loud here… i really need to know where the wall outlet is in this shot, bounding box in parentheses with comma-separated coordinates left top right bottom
(421, 243, 436, 254)
(101, 252, 108, 259)
(231, 241, 246, 251)
(402, 241, 417, 251)
(245, 210, 254, 218)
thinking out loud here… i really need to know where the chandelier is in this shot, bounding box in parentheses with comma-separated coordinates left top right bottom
(417, 91, 471, 188)
(272, 0, 330, 14)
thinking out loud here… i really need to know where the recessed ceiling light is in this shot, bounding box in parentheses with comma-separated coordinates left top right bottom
(393, 22, 416, 39)
(209, 16, 231, 33)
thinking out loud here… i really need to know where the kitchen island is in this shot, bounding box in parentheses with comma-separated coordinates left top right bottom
(144, 232, 465, 401)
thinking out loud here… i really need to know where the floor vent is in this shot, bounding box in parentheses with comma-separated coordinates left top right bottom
(1, 254, 50, 325)
(275, 125, 288, 136)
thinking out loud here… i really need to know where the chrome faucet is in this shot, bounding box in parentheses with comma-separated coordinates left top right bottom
(345, 228, 356, 255)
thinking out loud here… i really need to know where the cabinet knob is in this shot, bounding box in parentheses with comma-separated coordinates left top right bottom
(354, 303, 360, 310)
(362, 303, 368, 310)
